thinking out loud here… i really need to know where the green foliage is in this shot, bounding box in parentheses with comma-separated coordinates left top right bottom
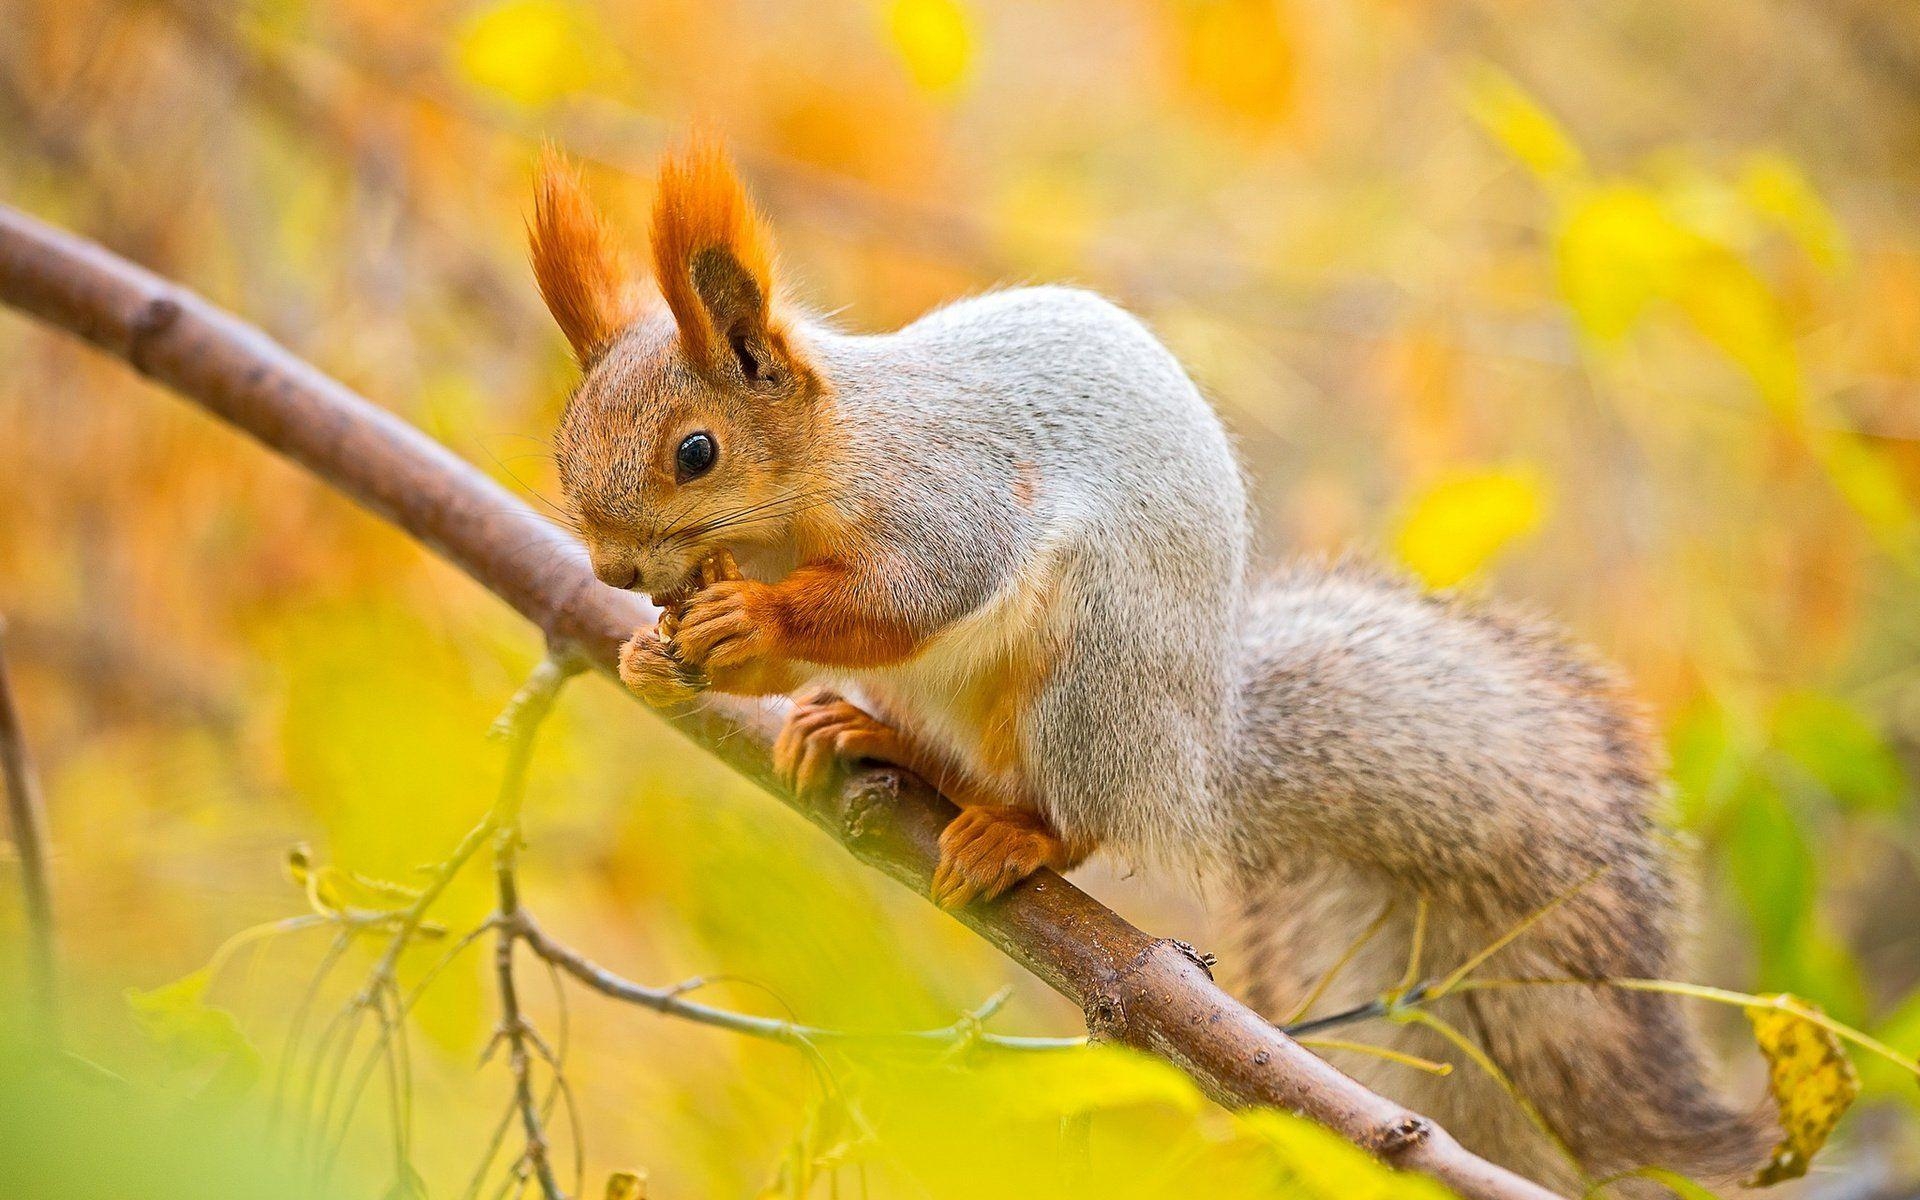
(1670, 694, 1885, 1023)
(124, 967, 264, 1105)
(0, 1038, 360, 1200)
(1768, 692, 1908, 816)
(815, 1045, 1457, 1199)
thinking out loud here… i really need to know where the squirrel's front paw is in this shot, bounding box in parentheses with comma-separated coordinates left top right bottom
(618, 631, 705, 708)
(672, 580, 779, 672)
(772, 689, 907, 796)
(933, 807, 1073, 909)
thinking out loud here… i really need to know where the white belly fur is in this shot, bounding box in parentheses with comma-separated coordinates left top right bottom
(821, 543, 1069, 805)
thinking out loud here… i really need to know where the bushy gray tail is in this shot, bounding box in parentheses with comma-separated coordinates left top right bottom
(1217, 563, 1773, 1191)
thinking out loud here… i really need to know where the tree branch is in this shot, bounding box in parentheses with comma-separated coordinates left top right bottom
(0, 203, 1563, 1200)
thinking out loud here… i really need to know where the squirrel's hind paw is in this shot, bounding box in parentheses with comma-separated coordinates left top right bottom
(933, 807, 1075, 909)
(618, 631, 706, 707)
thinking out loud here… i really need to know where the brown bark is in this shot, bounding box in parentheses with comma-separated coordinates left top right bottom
(0, 203, 1563, 1200)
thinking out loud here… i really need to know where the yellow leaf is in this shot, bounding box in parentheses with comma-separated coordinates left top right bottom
(454, 0, 592, 108)
(1746, 996, 1860, 1186)
(1554, 185, 1694, 343)
(1671, 249, 1800, 414)
(1555, 181, 1807, 413)
(1741, 153, 1847, 271)
(1806, 429, 1917, 561)
(1172, 0, 1297, 128)
(1464, 64, 1585, 182)
(1235, 1108, 1456, 1200)
(886, 0, 974, 97)
(1394, 467, 1546, 588)
(969, 1044, 1205, 1121)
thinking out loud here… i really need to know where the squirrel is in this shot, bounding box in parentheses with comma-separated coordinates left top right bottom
(528, 143, 1768, 1192)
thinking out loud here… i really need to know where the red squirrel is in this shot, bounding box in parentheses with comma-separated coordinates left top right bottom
(530, 144, 1765, 1192)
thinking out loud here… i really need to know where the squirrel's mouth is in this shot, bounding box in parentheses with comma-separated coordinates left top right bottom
(648, 572, 701, 613)
(643, 547, 736, 614)
(649, 582, 693, 611)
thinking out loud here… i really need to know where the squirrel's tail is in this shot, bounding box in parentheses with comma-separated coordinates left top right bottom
(1216, 564, 1771, 1191)
(1225, 867, 1771, 1192)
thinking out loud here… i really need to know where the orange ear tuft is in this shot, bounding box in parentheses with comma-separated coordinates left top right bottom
(649, 141, 776, 365)
(528, 146, 639, 364)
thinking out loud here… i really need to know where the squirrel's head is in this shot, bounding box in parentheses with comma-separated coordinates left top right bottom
(530, 143, 825, 600)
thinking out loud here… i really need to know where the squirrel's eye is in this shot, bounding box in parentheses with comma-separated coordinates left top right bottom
(676, 431, 717, 481)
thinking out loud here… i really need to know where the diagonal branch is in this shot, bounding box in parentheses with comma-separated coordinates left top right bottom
(0, 203, 1562, 1200)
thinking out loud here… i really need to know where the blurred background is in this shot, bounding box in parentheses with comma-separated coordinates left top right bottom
(1, 0, 1917, 1196)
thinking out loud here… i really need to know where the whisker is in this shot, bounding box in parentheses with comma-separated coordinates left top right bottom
(662, 487, 841, 548)
(471, 433, 580, 525)
(655, 488, 812, 547)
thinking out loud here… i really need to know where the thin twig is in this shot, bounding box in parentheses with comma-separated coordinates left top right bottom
(1279, 984, 1430, 1038)
(1282, 899, 1396, 1027)
(0, 615, 57, 1042)
(496, 923, 563, 1200)
(487, 655, 584, 1200)
(515, 915, 1081, 1055)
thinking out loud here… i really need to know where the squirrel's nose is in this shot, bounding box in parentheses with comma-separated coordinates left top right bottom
(588, 548, 640, 591)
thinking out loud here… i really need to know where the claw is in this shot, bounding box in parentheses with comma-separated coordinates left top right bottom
(772, 692, 907, 797)
(618, 631, 705, 707)
(933, 807, 1073, 909)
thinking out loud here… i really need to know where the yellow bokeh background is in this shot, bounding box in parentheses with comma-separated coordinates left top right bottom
(2, 0, 1918, 1195)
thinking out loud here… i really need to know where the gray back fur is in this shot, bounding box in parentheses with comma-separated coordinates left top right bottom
(804, 286, 1249, 864)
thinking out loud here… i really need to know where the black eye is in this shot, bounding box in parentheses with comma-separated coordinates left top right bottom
(676, 431, 717, 481)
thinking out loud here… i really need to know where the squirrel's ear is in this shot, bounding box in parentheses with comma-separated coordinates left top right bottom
(528, 146, 639, 366)
(650, 142, 805, 387)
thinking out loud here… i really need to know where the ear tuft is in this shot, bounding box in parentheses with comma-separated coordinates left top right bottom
(528, 145, 639, 365)
(649, 140, 776, 366)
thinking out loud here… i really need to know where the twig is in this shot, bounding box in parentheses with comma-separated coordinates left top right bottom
(0, 202, 1567, 1200)
(487, 656, 584, 1200)
(1451, 977, 1920, 1076)
(305, 656, 584, 1195)
(515, 915, 1080, 1055)
(1282, 899, 1396, 1027)
(0, 615, 58, 1042)
(1280, 984, 1430, 1038)
(496, 922, 563, 1200)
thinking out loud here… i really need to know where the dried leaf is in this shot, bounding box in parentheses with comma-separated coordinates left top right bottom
(606, 1170, 647, 1200)
(1745, 996, 1860, 1186)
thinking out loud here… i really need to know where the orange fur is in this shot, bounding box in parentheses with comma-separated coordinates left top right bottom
(968, 643, 1053, 780)
(932, 806, 1095, 908)
(649, 141, 777, 364)
(528, 146, 639, 363)
(760, 559, 925, 668)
